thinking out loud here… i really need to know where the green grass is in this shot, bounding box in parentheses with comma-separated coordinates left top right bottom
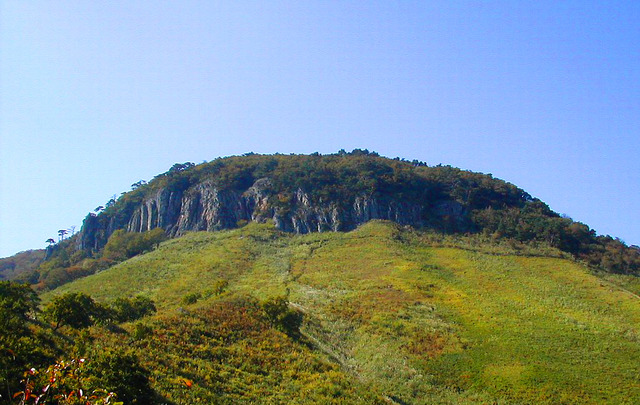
(45, 221, 640, 404)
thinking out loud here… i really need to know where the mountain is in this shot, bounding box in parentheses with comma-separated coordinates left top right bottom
(23, 150, 637, 291)
(3, 151, 640, 404)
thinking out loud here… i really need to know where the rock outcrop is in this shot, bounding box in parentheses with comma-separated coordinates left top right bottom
(77, 177, 464, 251)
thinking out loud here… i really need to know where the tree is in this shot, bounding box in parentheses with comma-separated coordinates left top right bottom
(0, 281, 42, 400)
(45, 292, 99, 330)
(131, 180, 147, 190)
(260, 296, 303, 338)
(46, 238, 55, 246)
(58, 229, 69, 242)
(0, 281, 39, 338)
(167, 162, 194, 174)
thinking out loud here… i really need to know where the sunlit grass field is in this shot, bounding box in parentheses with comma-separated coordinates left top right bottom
(47, 221, 640, 404)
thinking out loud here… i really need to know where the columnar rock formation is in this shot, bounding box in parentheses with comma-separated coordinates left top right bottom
(77, 177, 463, 251)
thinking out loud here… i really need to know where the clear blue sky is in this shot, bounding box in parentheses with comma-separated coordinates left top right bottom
(1, 1, 639, 257)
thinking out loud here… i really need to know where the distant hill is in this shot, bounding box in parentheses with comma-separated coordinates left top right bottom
(0, 249, 44, 281)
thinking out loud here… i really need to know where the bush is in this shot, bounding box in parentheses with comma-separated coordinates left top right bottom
(84, 349, 154, 405)
(205, 279, 228, 297)
(110, 296, 157, 323)
(132, 323, 153, 340)
(103, 228, 167, 262)
(14, 358, 119, 405)
(182, 292, 201, 305)
(260, 296, 303, 338)
(45, 292, 99, 330)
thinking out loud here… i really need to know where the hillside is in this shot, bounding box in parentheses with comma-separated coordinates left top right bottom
(43, 221, 640, 404)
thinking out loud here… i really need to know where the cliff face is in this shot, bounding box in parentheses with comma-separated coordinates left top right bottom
(78, 177, 459, 251)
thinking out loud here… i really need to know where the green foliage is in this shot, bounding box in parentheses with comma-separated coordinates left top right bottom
(97, 299, 382, 404)
(13, 358, 121, 405)
(45, 293, 100, 330)
(472, 204, 640, 275)
(0, 250, 45, 282)
(131, 323, 153, 340)
(109, 296, 156, 323)
(181, 292, 201, 305)
(32, 238, 96, 291)
(103, 228, 166, 262)
(0, 281, 48, 401)
(0, 289, 153, 404)
(83, 349, 153, 405)
(204, 279, 228, 297)
(0, 281, 39, 335)
(260, 296, 303, 338)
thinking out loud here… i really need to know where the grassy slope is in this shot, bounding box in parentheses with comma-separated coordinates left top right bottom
(46, 221, 640, 404)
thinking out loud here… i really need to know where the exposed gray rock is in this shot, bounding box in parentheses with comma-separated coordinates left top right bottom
(77, 213, 100, 251)
(77, 177, 455, 252)
(128, 188, 183, 234)
(175, 182, 247, 234)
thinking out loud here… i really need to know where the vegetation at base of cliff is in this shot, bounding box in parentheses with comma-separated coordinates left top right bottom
(16, 228, 168, 292)
(102, 228, 167, 262)
(33, 222, 640, 404)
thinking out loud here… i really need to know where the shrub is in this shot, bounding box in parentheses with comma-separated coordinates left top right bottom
(45, 292, 99, 330)
(110, 296, 157, 323)
(84, 349, 154, 405)
(209, 279, 229, 296)
(14, 358, 119, 405)
(103, 228, 167, 262)
(132, 323, 153, 340)
(260, 296, 303, 338)
(182, 292, 201, 305)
